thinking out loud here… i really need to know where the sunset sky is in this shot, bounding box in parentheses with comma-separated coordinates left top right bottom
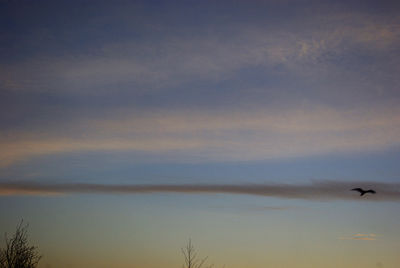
(1, 0, 400, 267)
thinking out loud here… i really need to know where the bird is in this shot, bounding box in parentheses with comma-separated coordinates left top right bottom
(351, 188, 376, 196)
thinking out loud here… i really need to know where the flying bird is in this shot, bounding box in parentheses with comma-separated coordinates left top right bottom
(351, 188, 376, 196)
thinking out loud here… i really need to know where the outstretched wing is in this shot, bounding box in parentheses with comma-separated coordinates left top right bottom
(366, 189, 376, 194)
(351, 188, 363, 193)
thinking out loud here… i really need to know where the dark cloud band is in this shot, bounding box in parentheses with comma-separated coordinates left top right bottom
(1, 181, 399, 201)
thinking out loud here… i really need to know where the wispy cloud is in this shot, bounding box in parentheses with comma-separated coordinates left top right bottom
(1, 105, 400, 166)
(243, 205, 298, 211)
(251, 206, 296, 211)
(339, 233, 378, 241)
(1, 7, 400, 167)
(1, 12, 399, 94)
(0, 181, 399, 201)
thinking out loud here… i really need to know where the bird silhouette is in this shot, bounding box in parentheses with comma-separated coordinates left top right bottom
(351, 188, 376, 196)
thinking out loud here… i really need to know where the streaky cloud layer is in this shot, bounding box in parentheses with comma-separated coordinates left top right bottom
(339, 233, 378, 241)
(1, 105, 400, 166)
(1, 180, 399, 201)
(1, 11, 399, 94)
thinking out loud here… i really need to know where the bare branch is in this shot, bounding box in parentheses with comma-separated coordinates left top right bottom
(0, 220, 42, 268)
(181, 239, 218, 268)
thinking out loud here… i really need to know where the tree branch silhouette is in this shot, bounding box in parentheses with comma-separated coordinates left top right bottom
(0, 220, 42, 268)
(182, 239, 214, 268)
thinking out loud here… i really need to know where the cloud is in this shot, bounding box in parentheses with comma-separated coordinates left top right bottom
(1, 11, 399, 94)
(339, 233, 378, 241)
(1, 9, 400, 167)
(252, 206, 295, 211)
(1, 105, 400, 166)
(0, 180, 399, 201)
(208, 205, 298, 212)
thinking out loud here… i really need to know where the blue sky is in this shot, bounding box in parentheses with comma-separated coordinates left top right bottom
(1, 0, 400, 267)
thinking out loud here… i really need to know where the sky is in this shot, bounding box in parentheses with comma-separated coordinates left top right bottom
(1, 0, 400, 267)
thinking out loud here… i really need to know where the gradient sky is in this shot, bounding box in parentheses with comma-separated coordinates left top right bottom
(1, 0, 400, 267)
